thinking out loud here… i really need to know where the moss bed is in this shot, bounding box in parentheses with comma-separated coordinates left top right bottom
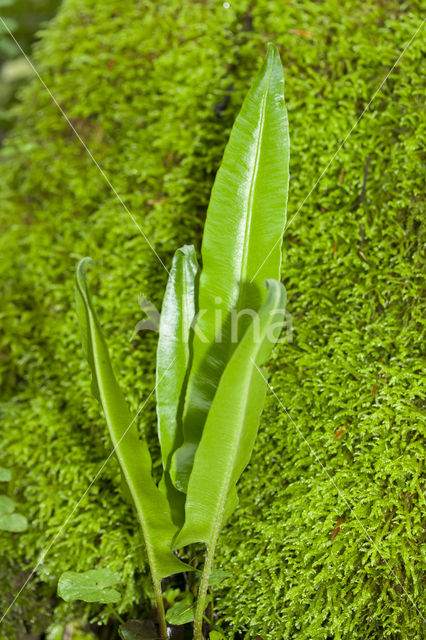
(0, 1, 424, 638)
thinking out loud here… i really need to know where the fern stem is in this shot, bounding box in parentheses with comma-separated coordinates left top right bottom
(193, 544, 215, 640)
(153, 578, 168, 639)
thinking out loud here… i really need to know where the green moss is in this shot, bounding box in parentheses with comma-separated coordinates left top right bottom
(0, 1, 424, 638)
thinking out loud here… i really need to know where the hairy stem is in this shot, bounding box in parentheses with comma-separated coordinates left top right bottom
(193, 544, 215, 640)
(153, 578, 168, 639)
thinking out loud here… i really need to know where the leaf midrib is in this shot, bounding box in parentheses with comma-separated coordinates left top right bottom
(202, 285, 283, 550)
(181, 259, 191, 344)
(203, 322, 270, 551)
(240, 64, 272, 286)
(205, 364, 255, 554)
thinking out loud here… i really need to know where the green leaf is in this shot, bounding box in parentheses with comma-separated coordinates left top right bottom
(174, 280, 286, 548)
(209, 632, 226, 640)
(0, 494, 14, 515)
(0, 467, 12, 482)
(0, 494, 28, 531)
(192, 567, 231, 587)
(75, 259, 189, 580)
(156, 245, 198, 467)
(119, 620, 161, 640)
(208, 568, 232, 587)
(156, 246, 198, 524)
(57, 569, 121, 603)
(166, 592, 195, 625)
(0, 512, 28, 532)
(172, 44, 290, 492)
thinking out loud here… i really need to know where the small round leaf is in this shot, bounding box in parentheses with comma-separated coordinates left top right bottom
(0, 494, 15, 515)
(0, 512, 28, 532)
(57, 569, 121, 603)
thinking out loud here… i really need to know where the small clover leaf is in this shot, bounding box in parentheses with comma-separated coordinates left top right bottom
(0, 512, 28, 532)
(57, 568, 121, 603)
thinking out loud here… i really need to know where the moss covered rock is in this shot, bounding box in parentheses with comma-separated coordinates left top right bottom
(0, 1, 424, 638)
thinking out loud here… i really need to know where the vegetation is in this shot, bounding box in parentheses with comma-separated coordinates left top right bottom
(0, 1, 424, 639)
(72, 45, 289, 640)
(0, 0, 61, 138)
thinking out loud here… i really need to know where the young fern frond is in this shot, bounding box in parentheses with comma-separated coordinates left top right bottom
(174, 280, 286, 638)
(75, 259, 191, 637)
(156, 245, 199, 527)
(74, 42, 290, 640)
(171, 43, 290, 494)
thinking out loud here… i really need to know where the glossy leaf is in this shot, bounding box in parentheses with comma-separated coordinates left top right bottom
(174, 280, 286, 548)
(57, 569, 121, 603)
(75, 259, 189, 580)
(172, 44, 290, 491)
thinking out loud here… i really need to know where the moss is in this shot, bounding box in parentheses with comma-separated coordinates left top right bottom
(0, 1, 424, 638)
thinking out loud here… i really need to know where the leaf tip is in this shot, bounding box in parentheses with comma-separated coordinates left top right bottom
(76, 256, 94, 277)
(265, 42, 281, 63)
